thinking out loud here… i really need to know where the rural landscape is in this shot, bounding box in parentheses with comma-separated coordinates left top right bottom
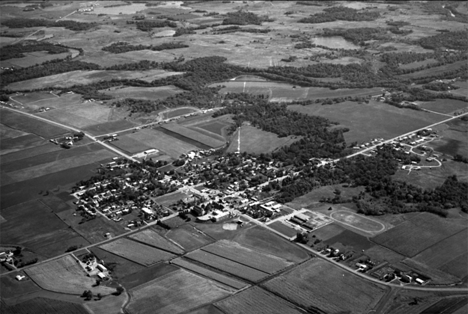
(0, 0, 467, 313)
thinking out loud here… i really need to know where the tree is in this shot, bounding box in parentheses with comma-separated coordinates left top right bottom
(114, 286, 124, 295)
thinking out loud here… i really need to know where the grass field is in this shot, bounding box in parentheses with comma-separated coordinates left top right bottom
(451, 80, 468, 98)
(0, 123, 28, 139)
(439, 253, 468, 280)
(0, 274, 42, 300)
(126, 269, 232, 314)
(418, 99, 468, 114)
(161, 123, 225, 148)
(363, 245, 405, 265)
(26, 255, 114, 295)
(83, 120, 137, 136)
(110, 135, 153, 155)
(0, 51, 71, 69)
(331, 210, 386, 233)
(325, 229, 375, 252)
(88, 247, 145, 280)
(215, 286, 304, 314)
(226, 125, 299, 154)
(201, 240, 293, 274)
(0, 200, 89, 259)
(0, 141, 59, 165)
(262, 258, 388, 314)
(1, 297, 89, 314)
(154, 191, 189, 207)
(288, 100, 446, 144)
(163, 107, 198, 119)
(399, 60, 467, 79)
(165, 225, 214, 251)
(0, 134, 46, 156)
(40, 102, 113, 129)
(372, 213, 467, 257)
(119, 262, 179, 290)
(172, 257, 249, 290)
(268, 221, 298, 238)
(100, 238, 176, 266)
(129, 229, 185, 254)
(195, 120, 231, 136)
(0, 108, 67, 138)
(185, 250, 269, 282)
(102, 86, 182, 100)
(429, 130, 468, 158)
(309, 222, 348, 240)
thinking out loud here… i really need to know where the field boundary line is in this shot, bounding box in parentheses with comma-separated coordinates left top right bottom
(127, 236, 184, 256)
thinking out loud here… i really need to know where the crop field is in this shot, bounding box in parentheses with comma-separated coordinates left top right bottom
(40, 102, 113, 129)
(119, 262, 179, 290)
(6, 69, 184, 90)
(163, 107, 198, 119)
(400, 60, 467, 79)
(161, 123, 225, 148)
(215, 286, 304, 314)
(99, 238, 176, 266)
(1, 297, 89, 314)
(195, 120, 231, 136)
(126, 269, 232, 314)
(413, 229, 468, 277)
(0, 108, 67, 138)
(372, 213, 467, 257)
(201, 240, 293, 274)
(165, 225, 213, 251)
(417, 99, 468, 114)
(268, 221, 298, 238)
(325, 229, 375, 252)
(129, 229, 185, 254)
(451, 80, 468, 98)
(26, 255, 114, 295)
(0, 134, 46, 156)
(429, 130, 468, 157)
(172, 257, 248, 290)
(82, 50, 177, 67)
(0, 273, 42, 300)
(186, 250, 269, 282)
(330, 210, 386, 233)
(226, 125, 298, 154)
(363, 245, 405, 265)
(88, 247, 145, 280)
(85, 292, 128, 314)
(0, 123, 28, 139)
(420, 297, 468, 314)
(439, 253, 468, 279)
(102, 86, 182, 100)
(288, 100, 445, 144)
(0, 51, 71, 68)
(110, 135, 153, 155)
(118, 128, 199, 158)
(263, 258, 388, 314)
(399, 258, 460, 285)
(0, 200, 89, 259)
(83, 119, 136, 136)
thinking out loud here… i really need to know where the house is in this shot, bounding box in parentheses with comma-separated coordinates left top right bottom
(97, 272, 107, 280)
(16, 275, 26, 281)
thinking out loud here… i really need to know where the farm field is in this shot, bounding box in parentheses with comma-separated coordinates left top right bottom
(6, 69, 185, 90)
(268, 221, 298, 238)
(126, 269, 232, 314)
(163, 107, 198, 119)
(262, 258, 388, 314)
(109, 134, 153, 155)
(0, 200, 89, 259)
(194, 120, 231, 137)
(99, 238, 176, 266)
(324, 229, 375, 252)
(0, 123, 28, 139)
(451, 80, 468, 98)
(399, 60, 467, 79)
(399, 258, 461, 285)
(0, 274, 42, 300)
(165, 224, 214, 251)
(161, 123, 225, 148)
(363, 245, 405, 265)
(0, 134, 46, 156)
(372, 213, 467, 257)
(309, 222, 348, 241)
(1, 297, 89, 314)
(0, 51, 71, 68)
(226, 124, 298, 154)
(201, 240, 293, 274)
(185, 249, 269, 282)
(88, 247, 145, 281)
(288, 100, 445, 144)
(119, 262, 179, 290)
(0, 108, 67, 138)
(26, 255, 114, 295)
(172, 257, 248, 290)
(330, 210, 386, 233)
(129, 229, 184, 254)
(102, 86, 182, 100)
(0, 141, 60, 165)
(215, 286, 304, 314)
(429, 130, 468, 158)
(439, 253, 468, 280)
(83, 119, 137, 136)
(417, 99, 468, 114)
(420, 297, 468, 314)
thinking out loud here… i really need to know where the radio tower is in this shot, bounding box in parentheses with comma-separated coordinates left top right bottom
(237, 127, 241, 154)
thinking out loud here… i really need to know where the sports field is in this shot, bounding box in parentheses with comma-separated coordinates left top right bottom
(330, 210, 386, 233)
(126, 269, 232, 314)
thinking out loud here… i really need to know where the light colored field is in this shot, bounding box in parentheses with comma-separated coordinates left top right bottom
(161, 123, 225, 148)
(7, 69, 184, 90)
(40, 102, 112, 128)
(418, 99, 468, 115)
(0, 123, 28, 139)
(129, 229, 184, 254)
(165, 225, 213, 251)
(126, 269, 232, 314)
(7, 149, 114, 182)
(186, 250, 269, 282)
(0, 51, 71, 68)
(82, 50, 177, 67)
(91, 3, 147, 15)
(100, 238, 176, 266)
(215, 286, 303, 314)
(101, 86, 182, 100)
(451, 80, 468, 98)
(163, 107, 198, 119)
(201, 240, 293, 274)
(23, 94, 84, 112)
(110, 135, 153, 154)
(263, 258, 388, 314)
(331, 210, 386, 233)
(226, 125, 298, 154)
(363, 245, 405, 265)
(172, 257, 248, 290)
(25, 255, 114, 295)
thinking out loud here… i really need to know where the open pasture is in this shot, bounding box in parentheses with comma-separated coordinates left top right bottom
(119, 262, 179, 290)
(102, 85, 182, 100)
(418, 99, 468, 114)
(288, 100, 445, 144)
(88, 247, 145, 281)
(195, 120, 231, 136)
(26, 255, 114, 295)
(429, 129, 468, 157)
(451, 80, 468, 98)
(165, 224, 213, 252)
(2, 298, 89, 314)
(262, 258, 388, 314)
(19, 93, 83, 113)
(110, 134, 153, 155)
(201, 240, 293, 274)
(185, 250, 269, 282)
(215, 286, 304, 314)
(126, 269, 232, 314)
(399, 58, 438, 70)
(12, 91, 57, 105)
(161, 123, 225, 148)
(364, 245, 405, 265)
(129, 229, 184, 254)
(0, 51, 71, 69)
(83, 119, 136, 136)
(372, 213, 467, 257)
(40, 101, 112, 129)
(0, 108, 67, 138)
(226, 125, 298, 154)
(163, 107, 198, 119)
(330, 210, 386, 233)
(100, 238, 176, 266)
(172, 257, 248, 290)
(0, 200, 89, 259)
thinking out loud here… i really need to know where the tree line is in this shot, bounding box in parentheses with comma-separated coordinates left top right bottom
(1, 42, 69, 61)
(2, 18, 96, 31)
(299, 6, 380, 24)
(102, 42, 188, 54)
